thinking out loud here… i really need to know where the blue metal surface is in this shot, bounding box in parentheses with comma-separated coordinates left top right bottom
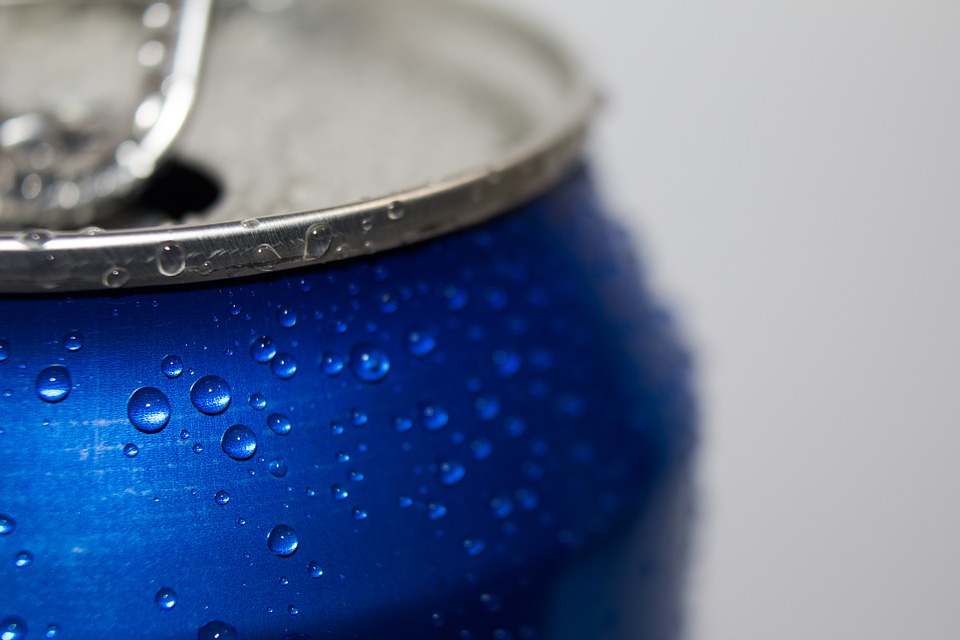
(0, 169, 695, 639)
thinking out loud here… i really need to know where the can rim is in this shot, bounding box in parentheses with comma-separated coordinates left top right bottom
(0, 1, 596, 293)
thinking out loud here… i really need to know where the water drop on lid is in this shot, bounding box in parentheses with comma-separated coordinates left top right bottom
(197, 620, 238, 640)
(157, 243, 186, 276)
(221, 424, 257, 460)
(127, 387, 171, 433)
(240, 218, 261, 229)
(62, 331, 83, 351)
(386, 200, 405, 220)
(0, 514, 15, 535)
(102, 266, 130, 288)
(252, 243, 281, 271)
(249, 393, 267, 410)
(250, 336, 277, 363)
(462, 537, 486, 556)
(0, 340, 9, 362)
(0, 616, 26, 640)
(18, 228, 52, 249)
(267, 524, 299, 557)
(215, 490, 230, 505)
(277, 306, 298, 328)
(267, 413, 292, 436)
(123, 443, 139, 458)
(407, 330, 436, 356)
(320, 351, 344, 376)
(271, 353, 297, 379)
(155, 586, 178, 610)
(437, 459, 466, 486)
(269, 459, 288, 478)
(304, 223, 333, 259)
(161, 354, 184, 378)
(308, 561, 323, 578)
(14, 550, 33, 567)
(190, 375, 231, 414)
(36, 365, 71, 403)
(421, 403, 449, 430)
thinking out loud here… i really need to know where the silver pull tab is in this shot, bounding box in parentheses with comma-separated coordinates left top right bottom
(0, 0, 213, 229)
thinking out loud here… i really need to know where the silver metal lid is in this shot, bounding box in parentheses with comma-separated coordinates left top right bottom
(0, 0, 595, 292)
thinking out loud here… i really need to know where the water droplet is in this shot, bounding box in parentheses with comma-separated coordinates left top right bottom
(347, 469, 364, 482)
(102, 266, 130, 288)
(249, 393, 267, 410)
(492, 349, 521, 377)
(0, 340, 9, 362)
(252, 243, 281, 271)
(421, 403, 449, 430)
(352, 507, 368, 521)
(462, 537, 486, 556)
(157, 243, 185, 276)
(127, 387, 171, 433)
(221, 424, 257, 460)
(154, 586, 178, 610)
(240, 218, 261, 229)
(198, 620, 238, 640)
(288, 605, 299, 616)
(192, 443, 204, 454)
(308, 561, 323, 578)
(304, 223, 333, 259)
(44, 623, 59, 638)
(426, 502, 447, 520)
(267, 413, 292, 436)
(474, 396, 501, 421)
(161, 354, 184, 378)
(330, 483, 350, 501)
(14, 550, 33, 567)
(437, 459, 466, 486)
(320, 351, 344, 376)
(279, 576, 289, 586)
(228, 302, 243, 316)
(490, 496, 514, 519)
(393, 415, 412, 433)
(348, 344, 390, 383)
(269, 458, 288, 478)
(214, 490, 231, 506)
(123, 443, 139, 458)
(407, 331, 436, 356)
(36, 365, 70, 403)
(250, 336, 277, 363)
(18, 228, 52, 249)
(267, 524, 299, 557)
(62, 331, 83, 351)
(442, 285, 469, 311)
(190, 375, 231, 414)
(0, 616, 27, 640)
(0, 514, 16, 536)
(397, 495, 413, 509)
(329, 422, 345, 437)
(277, 306, 298, 328)
(335, 451, 350, 464)
(480, 593, 503, 613)
(271, 353, 297, 379)
(386, 200, 405, 220)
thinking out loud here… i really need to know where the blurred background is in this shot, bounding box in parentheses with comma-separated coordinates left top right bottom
(488, 1, 960, 638)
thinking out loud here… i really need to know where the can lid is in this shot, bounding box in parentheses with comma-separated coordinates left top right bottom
(0, 0, 595, 292)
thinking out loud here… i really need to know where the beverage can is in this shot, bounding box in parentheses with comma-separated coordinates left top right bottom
(0, 2, 695, 638)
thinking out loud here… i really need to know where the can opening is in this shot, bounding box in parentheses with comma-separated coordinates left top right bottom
(114, 158, 222, 228)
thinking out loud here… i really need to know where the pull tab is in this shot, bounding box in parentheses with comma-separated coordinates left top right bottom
(0, 0, 213, 229)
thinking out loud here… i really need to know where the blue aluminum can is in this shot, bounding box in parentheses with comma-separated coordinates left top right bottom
(0, 2, 695, 639)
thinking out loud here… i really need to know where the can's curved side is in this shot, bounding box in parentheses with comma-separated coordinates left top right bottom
(0, 168, 696, 640)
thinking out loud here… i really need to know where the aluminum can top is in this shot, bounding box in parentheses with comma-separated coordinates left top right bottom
(0, 0, 595, 292)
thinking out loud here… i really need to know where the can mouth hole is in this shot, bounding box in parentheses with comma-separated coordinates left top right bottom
(130, 158, 222, 223)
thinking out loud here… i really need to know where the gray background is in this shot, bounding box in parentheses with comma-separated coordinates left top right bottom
(489, 0, 960, 638)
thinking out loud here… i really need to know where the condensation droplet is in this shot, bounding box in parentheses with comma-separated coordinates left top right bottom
(36, 365, 70, 403)
(331, 484, 348, 501)
(267, 524, 299, 557)
(320, 351, 344, 376)
(387, 200, 405, 220)
(277, 307, 298, 328)
(14, 550, 33, 567)
(215, 490, 231, 505)
(426, 502, 447, 520)
(250, 336, 277, 363)
(102, 266, 130, 288)
(249, 393, 267, 410)
(127, 387, 171, 433)
(0, 340, 10, 362)
(221, 424, 257, 461)
(304, 223, 333, 259)
(437, 459, 466, 486)
(462, 537, 486, 557)
(17, 228, 52, 250)
(267, 413, 292, 436)
(252, 243, 281, 271)
(0, 616, 27, 640)
(0, 514, 16, 536)
(269, 458, 288, 478)
(123, 443, 139, 458)
(407, 330, 436, 356)
(154, 586, 178, 610)
(421, 403, 449, 430)
(190, 375, 231, 414)
(307, 561, 323, 578)
(271, 353, 297, 379)
(161, 354, 183, 378)
(62, 331, 83, 351)
(198, 621, 238, 640)
(157, 243, 186, 276)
